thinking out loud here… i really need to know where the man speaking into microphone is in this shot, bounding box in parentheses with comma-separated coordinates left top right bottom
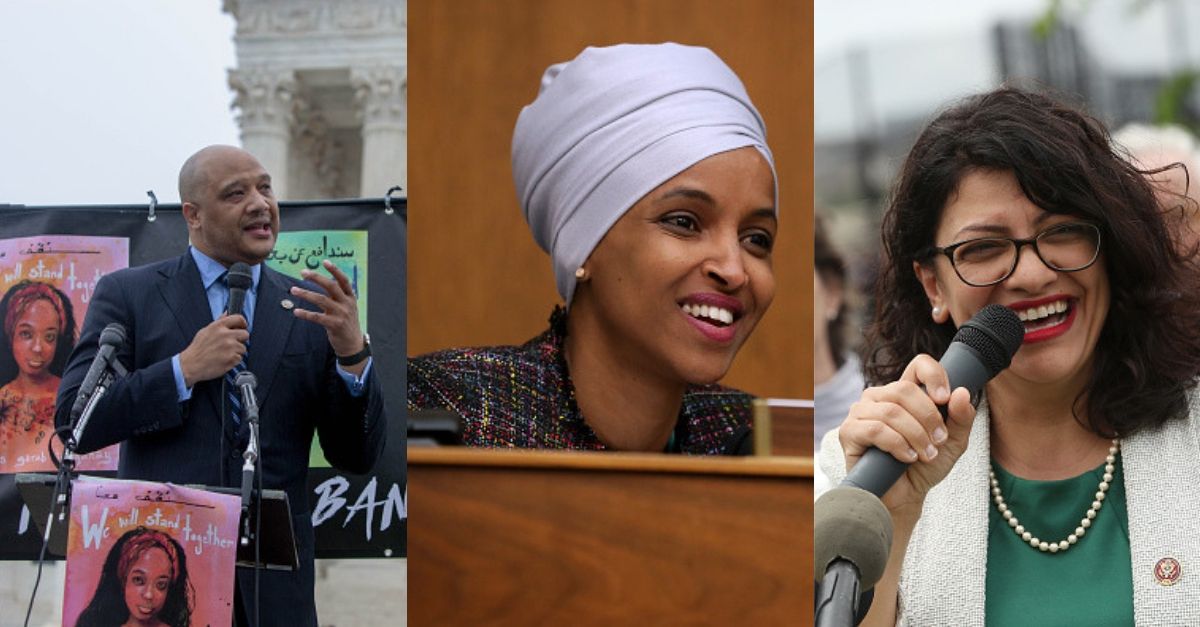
(55, 144, 386, 626)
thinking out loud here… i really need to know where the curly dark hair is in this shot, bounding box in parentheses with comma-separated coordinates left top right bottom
(0, 280, 77, 383)
(75, 526, 194, 627)
(866, 86, 1200, 436)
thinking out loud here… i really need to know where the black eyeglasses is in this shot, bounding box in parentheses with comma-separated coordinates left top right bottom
(929, 222, 1101, 287)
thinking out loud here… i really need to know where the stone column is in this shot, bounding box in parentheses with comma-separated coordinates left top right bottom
(228, 65, 297, 198)
(352, 65, 407, 197)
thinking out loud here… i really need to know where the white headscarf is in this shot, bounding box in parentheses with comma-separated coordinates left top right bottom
(512, 42, 775, 305)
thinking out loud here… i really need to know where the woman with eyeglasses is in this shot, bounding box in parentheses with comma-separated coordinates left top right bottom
(818, 87, 1200, 625)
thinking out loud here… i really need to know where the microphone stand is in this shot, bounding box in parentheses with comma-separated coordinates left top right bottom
(815, 559, 864, 627)
(240, 420, 260, 546)
(56, 360, 128, 524)
(236, 372, 260, 548)
(234, 370, 263, 627)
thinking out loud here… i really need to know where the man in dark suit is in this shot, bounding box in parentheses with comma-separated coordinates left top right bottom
(55, 145, 386, 626)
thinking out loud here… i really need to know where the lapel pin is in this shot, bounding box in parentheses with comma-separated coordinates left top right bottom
(1154, 557, 1182, 586)
(281, 299, 295, 311)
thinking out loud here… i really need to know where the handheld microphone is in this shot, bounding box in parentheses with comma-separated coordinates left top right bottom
(841, 304, 1025, 496)
(814, 304, 1024, 621)
(69, 323, 128, 423)
(225, 262, 252, 317)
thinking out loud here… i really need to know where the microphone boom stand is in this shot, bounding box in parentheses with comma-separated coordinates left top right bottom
(56, 360, 127, 524)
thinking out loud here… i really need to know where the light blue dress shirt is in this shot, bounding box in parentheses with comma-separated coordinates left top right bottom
(171, 247, 371, 400)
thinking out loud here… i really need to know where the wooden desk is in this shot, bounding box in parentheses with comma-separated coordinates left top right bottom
(755, 398, 815, 458)
(409, 448, 813, 626)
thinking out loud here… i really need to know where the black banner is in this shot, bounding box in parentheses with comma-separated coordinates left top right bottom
(0, 198, 406, 559)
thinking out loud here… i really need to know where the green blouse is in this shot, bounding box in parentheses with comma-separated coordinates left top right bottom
(985, 457, 1133, 626)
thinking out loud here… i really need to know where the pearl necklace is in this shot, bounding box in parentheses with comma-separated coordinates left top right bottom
(988, 439, 1120, 553)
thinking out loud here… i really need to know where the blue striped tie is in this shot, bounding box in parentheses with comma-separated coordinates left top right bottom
(225, 359, 247, 425)
(222, 272, 247, 426)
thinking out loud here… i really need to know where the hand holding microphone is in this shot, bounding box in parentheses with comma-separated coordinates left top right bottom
(838, 357, 979, 512)
(839, 304, 1024, 508)
(178, 318, 248, 387)
(178, 263, 253, 387)
(814, 305, 1023, 625)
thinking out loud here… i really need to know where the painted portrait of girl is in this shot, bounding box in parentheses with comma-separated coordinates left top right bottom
(74, 526, 194, 627)
(0, 280, 76, 464)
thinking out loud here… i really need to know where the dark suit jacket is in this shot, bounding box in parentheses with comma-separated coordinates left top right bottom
(55, 252, 386, 626)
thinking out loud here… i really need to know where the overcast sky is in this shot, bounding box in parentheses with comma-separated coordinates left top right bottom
(815, 0, 1200, 141)
(3, 2, 1192, 204)
(815, 0, 1047, 61)
(0, 1, 238, 206)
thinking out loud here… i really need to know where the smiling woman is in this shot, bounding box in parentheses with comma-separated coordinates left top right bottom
(407, 43, 777, 454)
(817, 87, 1200, 625)
(570, 148, 776, 399)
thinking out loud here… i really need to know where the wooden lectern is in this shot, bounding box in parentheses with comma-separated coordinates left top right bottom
(409, 441, 813, 625)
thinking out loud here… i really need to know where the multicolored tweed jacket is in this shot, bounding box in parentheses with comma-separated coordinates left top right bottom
(407, 309, 754, 454)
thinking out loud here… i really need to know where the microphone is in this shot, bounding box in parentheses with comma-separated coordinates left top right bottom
(236, 370, 260, 425)
(237, 370, 260, 543)
(814, 304, 1023, 624)
(69, 323, 128, 423)
(225, 262, 252, 317)
(841, 304, 1024, 496)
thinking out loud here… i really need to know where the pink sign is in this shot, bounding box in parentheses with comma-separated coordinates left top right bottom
(63, 478, 240, 627)
(0, 235, 128, 473)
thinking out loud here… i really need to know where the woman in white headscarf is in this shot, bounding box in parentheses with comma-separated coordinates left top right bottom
(408, 43, 778, 453)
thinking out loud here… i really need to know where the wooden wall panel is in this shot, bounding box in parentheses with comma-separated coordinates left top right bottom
(408, 0, 814, 398)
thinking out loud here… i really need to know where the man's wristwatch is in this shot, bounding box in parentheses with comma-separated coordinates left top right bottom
(337, 333, 371, 366)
